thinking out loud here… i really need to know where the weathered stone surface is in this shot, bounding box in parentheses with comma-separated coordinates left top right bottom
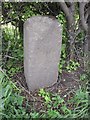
(24, 16, 62, 91)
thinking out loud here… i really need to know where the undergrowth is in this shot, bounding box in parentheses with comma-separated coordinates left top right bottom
(0, 68, 88, 119)
(1, 16, 89, 119)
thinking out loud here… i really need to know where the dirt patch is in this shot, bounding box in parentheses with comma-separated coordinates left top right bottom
(12, 71, 80, 94)
(12, 67, 84, 112)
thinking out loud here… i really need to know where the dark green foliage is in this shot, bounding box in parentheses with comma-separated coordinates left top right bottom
(1, 2, 88, 119)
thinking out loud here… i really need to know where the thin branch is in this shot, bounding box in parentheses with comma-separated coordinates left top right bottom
(4, 55, 18, 60)
(85, 6, 90, 22)
(1, 18, 17, 25)
(85, 11, 88, 21)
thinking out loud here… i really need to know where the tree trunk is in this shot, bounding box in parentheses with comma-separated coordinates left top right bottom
(87, 5, 90, 116)
(59, 2, 76, 61)
(87, 10, 90, 72)
(67, 24, 75, 61)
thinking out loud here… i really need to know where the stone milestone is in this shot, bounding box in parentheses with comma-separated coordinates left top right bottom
(24, 15, 62, 91)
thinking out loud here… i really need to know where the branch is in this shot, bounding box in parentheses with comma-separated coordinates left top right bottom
(85, 11, 88, 21)
(59, 1, 74, 26)
(1, 18, 16, 25)
(85, 6, 90, 22)
(79, 2, 88, 31)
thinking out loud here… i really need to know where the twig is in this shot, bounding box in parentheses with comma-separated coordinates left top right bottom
(4, 55, 18, 60)
(16, 80, 36, 100)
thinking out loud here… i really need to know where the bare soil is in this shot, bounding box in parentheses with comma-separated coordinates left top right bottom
(12, 66, 84, 112)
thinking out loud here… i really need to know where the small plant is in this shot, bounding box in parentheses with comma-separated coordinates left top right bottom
(66, 60, 80, 72)
(51, 94, 71, 115)
(8, 67, 20, 77)
(80, 74, 87, 81)
(51, 94, 64, 109)
(38, 89, 51, 103)
(30, 111, 39, 118)
(38, 92, 72, 118)
(58, 60, 65, 73)
(58, 44, 66, 73)
(46, 109, 61, 118)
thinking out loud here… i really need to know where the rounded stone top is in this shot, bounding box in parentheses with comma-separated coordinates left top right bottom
(24, 15, 61, 28)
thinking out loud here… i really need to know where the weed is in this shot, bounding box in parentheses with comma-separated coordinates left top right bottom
(66, 60, 80, 72)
